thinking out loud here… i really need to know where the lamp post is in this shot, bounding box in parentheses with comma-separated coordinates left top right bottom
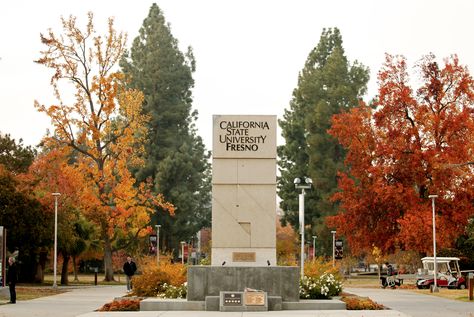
(294, 176, 312, 279)
(429, 194, 439, 292)
(155, 225, 161, 265)
(188, 239, 193, 265)
(312, 235, 317, 260)
(331, 230, 336, 267)
(180, 241, 186, 265)
(52, 192, 61, 289)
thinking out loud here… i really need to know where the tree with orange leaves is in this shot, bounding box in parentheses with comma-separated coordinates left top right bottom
(276, 219, 299, 265)
(22, 145, 92, 284)
(35, 13, 174, 281)
(328, 54, 474, 256)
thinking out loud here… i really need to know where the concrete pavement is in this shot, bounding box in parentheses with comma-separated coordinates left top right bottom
(9, 284, 471, 317)
(0, 284, 411, 317)
(79, 311, 410, 317)
(346, 287, 474, 317)
(0, 285, 126, 317)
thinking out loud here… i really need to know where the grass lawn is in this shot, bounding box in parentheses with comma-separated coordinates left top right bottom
(343, 277, 381, 288)
(411, 288, 473, 302)
(0, 286, 66, 303)
(344, 276, 473, 302)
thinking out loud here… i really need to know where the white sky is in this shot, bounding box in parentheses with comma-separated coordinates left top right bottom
(1, 0, 474, 150)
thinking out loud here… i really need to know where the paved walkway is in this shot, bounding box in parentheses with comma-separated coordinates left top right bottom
(0, 284, 410, 317)
(79, 311, 409, 317)
(11, 284, 472, 317)
(0, 285, 126, 317)
(346, 287, 474, 317)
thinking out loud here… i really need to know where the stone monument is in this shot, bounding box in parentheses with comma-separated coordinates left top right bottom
(211, 114, 277, 266)
(140, 114, 346, 311)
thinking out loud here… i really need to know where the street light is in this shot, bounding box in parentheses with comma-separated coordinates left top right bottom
(294, 176, 312, 279)
(52, 192, 61, 289)
(188, 239, 193, 265)
(155, 225, 161, 266)
(180, 241, 186, 265)
(331, 230, 336, 267)
(429, 194, 439, 292)
(312, 235, 317, 260)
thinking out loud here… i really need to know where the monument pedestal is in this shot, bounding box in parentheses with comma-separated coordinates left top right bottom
(187, 266, 300, 302)
(187, 265, 299, 311)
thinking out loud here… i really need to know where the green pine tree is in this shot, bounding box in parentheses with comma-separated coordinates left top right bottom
(278, 28, 369, 255)
(0, 134, 35, 173)
(120, 3, 211, 254)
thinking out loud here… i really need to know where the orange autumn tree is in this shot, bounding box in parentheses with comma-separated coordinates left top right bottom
(276, 220, 299, 265)
(328, 54, 474, 255)
(20, 145, 86, 284)
(34, 13, 174, 281)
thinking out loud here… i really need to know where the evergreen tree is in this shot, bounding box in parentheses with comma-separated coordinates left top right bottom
(120, 3, 211, 253)
(278, 28, 369, 255)
(0, 134, 35, 173)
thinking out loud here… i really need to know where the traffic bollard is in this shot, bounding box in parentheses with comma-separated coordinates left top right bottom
(469, 273, 473, 301)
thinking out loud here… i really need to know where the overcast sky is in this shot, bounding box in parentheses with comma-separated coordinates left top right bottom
(1, 0, 474, 150)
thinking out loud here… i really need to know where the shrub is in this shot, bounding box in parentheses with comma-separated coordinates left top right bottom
(131, 258, 187, 297)
(342, 296, 384, 310)
(158, 261, 187, 286)
(157, 282, 187, 299)
(304, 257, 341, 279)
(132, 269, 170, 297)
(98, 299, 141, 311)
(299, 257, 344, 299)
(300, 273, 343, 299)
(200, 257, 211, 265)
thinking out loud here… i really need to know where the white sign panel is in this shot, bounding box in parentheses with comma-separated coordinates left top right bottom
(213, 115, 276, 158)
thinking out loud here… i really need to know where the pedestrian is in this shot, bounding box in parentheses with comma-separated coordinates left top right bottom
(123, 256, 137, 292)
(386, 262, 394, 276)
(7, 257, 17, 304)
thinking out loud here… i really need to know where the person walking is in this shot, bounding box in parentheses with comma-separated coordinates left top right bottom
(123, 256, 137, 292)
(7, 257, 17, 304)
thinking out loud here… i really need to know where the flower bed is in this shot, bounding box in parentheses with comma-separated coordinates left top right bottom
(157, 282, 187, 299)
(300, 273, 343, 299)
(341, 295, 384, 310)
(97, 298, 141, 311)
(131, 259, 187, 298)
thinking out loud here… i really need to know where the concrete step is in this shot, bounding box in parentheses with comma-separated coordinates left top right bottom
(283, 299, 346, 310)
(140, 299, 204, 311)
(140, 298, 346, 311)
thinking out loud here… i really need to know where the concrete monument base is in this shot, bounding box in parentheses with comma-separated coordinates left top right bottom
(140, 298, 346, 311)
(139, 266, 346, 311)
(187, 266, 299, 302)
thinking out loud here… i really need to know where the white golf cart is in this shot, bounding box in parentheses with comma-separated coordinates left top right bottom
(416, 257, 466, 289)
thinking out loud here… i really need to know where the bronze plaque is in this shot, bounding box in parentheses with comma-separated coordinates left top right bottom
(223, 293, 243, 306)
(244, 292, 265, 306)
(232, 252, 256, 262)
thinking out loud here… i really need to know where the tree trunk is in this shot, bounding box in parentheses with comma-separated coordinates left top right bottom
(72, 255, 79, 281)
(34, 251, 47, 283)
(103, 234, 115, 281)
(34, 262, 44, 283)
(61, 254, 70, 285)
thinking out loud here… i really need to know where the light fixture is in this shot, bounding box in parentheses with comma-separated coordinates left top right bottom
(294, 177, 313, 279)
